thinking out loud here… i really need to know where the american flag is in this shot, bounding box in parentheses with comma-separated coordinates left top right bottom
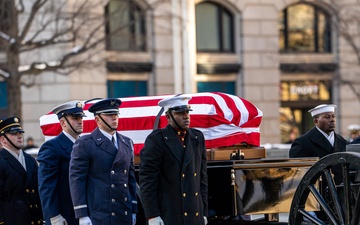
(39, 92, 263, 155)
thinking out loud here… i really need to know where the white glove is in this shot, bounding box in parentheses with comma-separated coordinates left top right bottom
(50, 214, 68, 225)
(132, 213, 136, 225)
(148, 216, 164, 225)
(79, 216, 92, 225)
(204, 216, 208, 225)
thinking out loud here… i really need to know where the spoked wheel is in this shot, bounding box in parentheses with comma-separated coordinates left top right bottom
(289, 152, 360, 225)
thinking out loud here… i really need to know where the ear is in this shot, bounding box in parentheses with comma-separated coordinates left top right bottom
(59, 118, 66, 127)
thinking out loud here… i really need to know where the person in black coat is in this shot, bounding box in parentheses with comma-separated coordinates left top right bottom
(351, 135, 360, 144)
(289, 104, 348, 184)
(69, 98, 138, 225)
(0, 116, 44, 225)
(139, 95, 208, 225)
(38, 100, 86, 225)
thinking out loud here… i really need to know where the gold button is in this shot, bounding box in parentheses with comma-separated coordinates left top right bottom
(196, 212, 199, 216)
(31, 222, 34, 225)
(194, 173, 197, 177)
(195, 192, 198, 196)
(26, 189, 30, 193)
(38, 221, 41, 224)
(182, 174, 185, 178)
(184, 212, 187, 216)
(30, 205, 33, 208)
(183, 193, 186, 197)
(32, 189, 35, 193)
(124, 183, 127, 187)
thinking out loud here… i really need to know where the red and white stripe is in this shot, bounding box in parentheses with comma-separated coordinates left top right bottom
(39, 92, 262, 155)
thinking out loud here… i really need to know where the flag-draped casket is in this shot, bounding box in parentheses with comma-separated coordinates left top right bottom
(39, 92, 263, 155)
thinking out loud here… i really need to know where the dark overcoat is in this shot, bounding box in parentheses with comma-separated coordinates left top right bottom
(0, 149, 44, 225)
(69, 128, 138, 225)
(139, 125, 208, 225)
(351, 136, 360, 144)
(289, 127, 348, 183)
(37, 132, 78, 225)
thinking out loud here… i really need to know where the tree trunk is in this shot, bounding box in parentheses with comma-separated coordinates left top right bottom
(5, 0, 22, 118)
(6, 54, 22, 118)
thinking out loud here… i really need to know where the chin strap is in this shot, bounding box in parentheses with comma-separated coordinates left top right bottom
(98, 114, 117, 131)
(169, 110, 185, 131)
(64, 116, 81, 135)
(3, 134, 21, 150)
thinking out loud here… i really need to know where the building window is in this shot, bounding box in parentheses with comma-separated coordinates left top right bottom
(197, 81, 235, 95)
(279, 3, 331, 53)
(107, 80, 147, 97)
(105, 0, 146, 51)
(0, 81, 7, 109)
(195, 2, 234, 53)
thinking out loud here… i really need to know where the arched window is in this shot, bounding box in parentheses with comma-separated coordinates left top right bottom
(279, 3, 331, 53)
(195, 2, 234, 52)
(105, 0, 146, 51)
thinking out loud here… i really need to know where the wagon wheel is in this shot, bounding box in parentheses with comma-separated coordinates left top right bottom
(289, 152, 360, 225)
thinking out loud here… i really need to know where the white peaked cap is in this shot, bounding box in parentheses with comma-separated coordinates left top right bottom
(308, 104, 337, 117)
(158, 95, 192, 112)
(348, 124, 360, 131)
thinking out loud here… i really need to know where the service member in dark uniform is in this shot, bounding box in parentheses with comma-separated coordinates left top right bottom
(139, 95, 208, 225)
(38, 100, 86, 225)
(289, 104, 348, 184)
(0, 117, 44, 225)
(69, 98, 137, 225)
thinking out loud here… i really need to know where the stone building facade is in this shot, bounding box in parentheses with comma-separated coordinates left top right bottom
(1, 0, 360, 145)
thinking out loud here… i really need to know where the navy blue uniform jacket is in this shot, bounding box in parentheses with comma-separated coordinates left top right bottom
(37, 132, 78, 225)
(69, 128, 138, 225)
(0, 149, 43, 225)
(289, 127, 348, 183)
(139, 125, 208, 225)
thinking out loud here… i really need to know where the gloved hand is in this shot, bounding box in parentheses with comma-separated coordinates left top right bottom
(204, 216, 208, 225)
(50, 214, 68, 225)
(148, 216, 164, 225)
(79, 216, 92, 225)
(132, 213, 136, 225)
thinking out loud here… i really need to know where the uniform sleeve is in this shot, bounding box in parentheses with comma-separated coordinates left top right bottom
(37, 141, 62, 220)
(199, 132, 208, 217)
(127, 139, 138, 213)
(69, 139, 90, 219)
(138, 132, 163, 218)
(0, 159, 5, 223)
(289, 138, 307, 158)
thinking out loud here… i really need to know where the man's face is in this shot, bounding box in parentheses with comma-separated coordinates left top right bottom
(167, 110, 191, 130)
(0, 132, 24, 150)
(61, 115, 84, 136)
(96, 113, 119, 133)
(315, 112, 336, 135)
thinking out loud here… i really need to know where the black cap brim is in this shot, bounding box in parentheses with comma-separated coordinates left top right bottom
(169, 105, 192, 113)
(6, 127, 25, 134)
